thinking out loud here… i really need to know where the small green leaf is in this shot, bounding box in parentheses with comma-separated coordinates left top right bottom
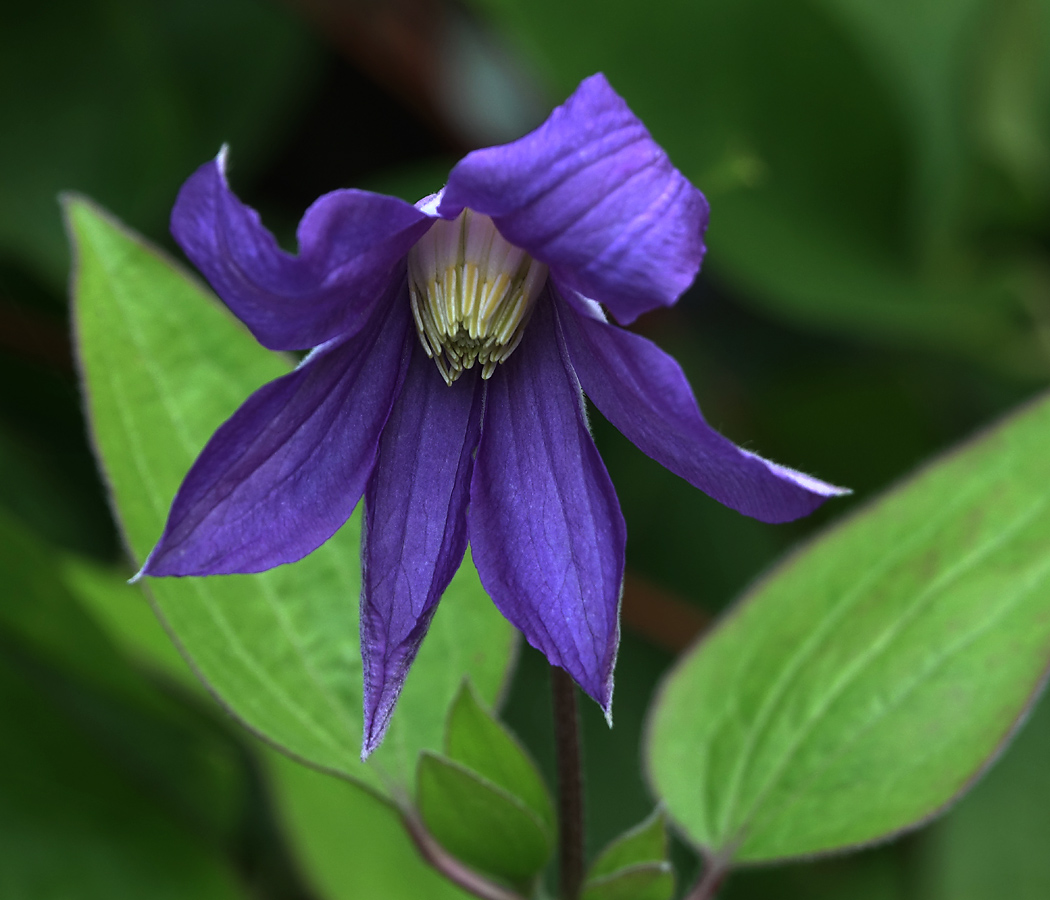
(647, 390, 1050, 862)
(587, 810, 668, 880)
(581, 864, 675, 900)
(445, 682, 555, 833)
(67, 196, 515, 794)
(417, 751, 552, 886)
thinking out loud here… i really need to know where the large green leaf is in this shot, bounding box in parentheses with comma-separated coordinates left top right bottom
(67, 197, 516, 795)
(647, 391, 1050, 862)
(59, 550, 477, 900)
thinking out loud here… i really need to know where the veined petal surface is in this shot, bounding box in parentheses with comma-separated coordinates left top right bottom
(172, 150, 432, 350)
(469, 291, 625, 710)
(142, 294, 412, 577)
(361, 344, 484, 757)
(438, 73, 708, 326)
(557, 297, 845, 523)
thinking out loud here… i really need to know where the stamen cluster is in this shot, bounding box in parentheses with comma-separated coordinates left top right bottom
(408, 209, 548, 385)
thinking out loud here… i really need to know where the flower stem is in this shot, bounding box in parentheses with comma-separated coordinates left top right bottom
(551, 665, 585, 900)
(684, 857, 729, 900)
(402, 810, 528, 900)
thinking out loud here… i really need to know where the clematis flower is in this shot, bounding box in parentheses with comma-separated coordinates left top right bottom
(139, 73, 845, 756)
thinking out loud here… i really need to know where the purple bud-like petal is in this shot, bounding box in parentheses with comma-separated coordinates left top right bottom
(140, 291, 413, 577)
(557, 295, 848, 523)
(469, 290, 625, 713)
(360, 345, 484, 758)
(171, 149, 432, 351)
(438, 73, 708, 326)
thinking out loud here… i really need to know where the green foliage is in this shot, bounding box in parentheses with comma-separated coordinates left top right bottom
(417, 684, 555, 887)
(66, 196, 516, 794)
(587, 810, 668, 880)
(57, 528, 475, 900)
(418, 752, 553, 887)
(0, 0, 319, 284)
(581, 811, 674, 900)
(0, 511, 245, 899)
(467, 0, 1050, 377)
(445, 683, 556, 833)
(647, 390, 1050, 861)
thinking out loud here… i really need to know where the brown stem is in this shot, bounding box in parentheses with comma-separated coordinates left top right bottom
(684, 857, 729, 900)
(402, 810, 528, 900)
(551, 666, 585, 900)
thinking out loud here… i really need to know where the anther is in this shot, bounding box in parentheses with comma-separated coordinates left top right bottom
(408, 210, 547, 385)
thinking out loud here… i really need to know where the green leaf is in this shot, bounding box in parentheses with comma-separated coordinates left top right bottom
(647, 391, 1050, 862)
(57, 548, 477, 899)
(587, 810, 667, 880)
(417, 751, 552, 886)
(580, 864, 675, 900)
(67, 196, 516, 794)
(581, 811, 673, 900)
(445, 682, 555, 833)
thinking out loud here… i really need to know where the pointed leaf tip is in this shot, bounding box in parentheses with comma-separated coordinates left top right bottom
(445, 681, 555, 834)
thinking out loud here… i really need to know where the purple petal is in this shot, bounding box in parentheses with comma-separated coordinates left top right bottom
(360, 345, 483, 758)
(171, 148, 432, 351)
(557, 296, 848, 523)
(438, 73, 708, 326)
(469, 290, 625, 712)
(140, 290, 413, 577)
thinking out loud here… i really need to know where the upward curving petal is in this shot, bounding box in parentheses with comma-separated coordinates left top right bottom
(438, 73, 708, 326)
(171, 148, 432, 351)
(557, 296, 848, 524)
(140, 290, 413, 578)
(360, 344, 483, 758)
(469, 290, 625, 713)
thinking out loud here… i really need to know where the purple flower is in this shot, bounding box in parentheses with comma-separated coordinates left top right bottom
(140, 73, 844, 756)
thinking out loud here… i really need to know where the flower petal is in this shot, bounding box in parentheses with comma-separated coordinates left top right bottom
(469, 290, 625, 712)
(360, 345, 484, 758)
(557, 297, 848, 523)
(438, 73, 708, 325)
(171, 148, 432, 350)
(140, 291, 413, 577)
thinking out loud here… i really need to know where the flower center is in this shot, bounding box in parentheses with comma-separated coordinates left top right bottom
(407, 209, 548, 385)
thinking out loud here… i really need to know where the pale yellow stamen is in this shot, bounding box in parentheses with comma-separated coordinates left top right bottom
(408, 209, 548, 385)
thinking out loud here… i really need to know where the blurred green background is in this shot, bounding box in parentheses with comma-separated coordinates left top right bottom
(3, 0, 1050, 897)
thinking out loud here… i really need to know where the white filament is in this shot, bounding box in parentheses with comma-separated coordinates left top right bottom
(408, 210, 548, 385)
